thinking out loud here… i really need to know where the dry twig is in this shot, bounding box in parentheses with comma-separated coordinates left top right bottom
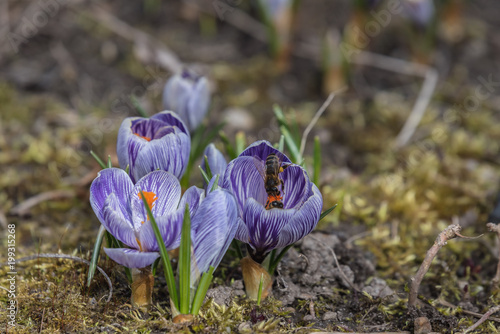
(462, 305, 500, 333)
(87, 5, 182, 74)
(10, 189, 75, 216)
(436, 299, 500, 323)
(408, 223, 463, 308)
(487, 222, 500, 288)
(299, 91, 339, 157)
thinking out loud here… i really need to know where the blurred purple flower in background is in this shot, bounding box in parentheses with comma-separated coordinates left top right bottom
(401, 0, 435, 26)
(162, 70, 210, 132)
(221, 141, 323, 263)
(89, 169, 188, 268)
(117, 111, 190, 183)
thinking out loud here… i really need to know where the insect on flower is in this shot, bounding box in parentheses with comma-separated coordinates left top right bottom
(253, 153, 290, 210)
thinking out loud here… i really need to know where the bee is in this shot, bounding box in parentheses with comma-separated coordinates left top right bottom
(254, 153, 289, 210)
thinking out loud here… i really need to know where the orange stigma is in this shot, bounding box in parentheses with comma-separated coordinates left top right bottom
(138, 191, 158, 212)
(134, 133, 151, 141)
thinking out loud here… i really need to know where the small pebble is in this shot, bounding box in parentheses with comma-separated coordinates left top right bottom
(303, 314, 316, 322)
(414, 316, 432, 334)
(322, 311, 337, 321)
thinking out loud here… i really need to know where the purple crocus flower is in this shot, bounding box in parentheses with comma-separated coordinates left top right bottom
(90, 168, 188, 269)
(189, 178, 238, 281)
(162, 71, 210, 132)
(221, 141, 323, 263)
(202, 144, 227, 180)
(117, 111, 190, 183)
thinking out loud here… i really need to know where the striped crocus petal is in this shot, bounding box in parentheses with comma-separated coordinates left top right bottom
(116, 118, 149, 183)
(129, 171, 182, 231)
(178, 185, 205, 218)
(151, 111, 189, 135)
(221, 156, 268, 216)
(237, 140, 291, 163)
(101, 194, 139, 249)
(116, 112, 190, 183)
(103, 248, 160, 269)
(185, 77, 210, 131)
(89, 168, 133, 227)
(191, 188, 238, 278)
(132, 127, 190, 181)
(202, 143, 227, 180)
(280, 165, 311, 209)
(138, 208, 184, 252)
(275, 183, 323, 249)
(242, 198, 296, 254)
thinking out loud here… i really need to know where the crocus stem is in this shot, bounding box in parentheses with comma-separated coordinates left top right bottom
(131, 267, 154, 308)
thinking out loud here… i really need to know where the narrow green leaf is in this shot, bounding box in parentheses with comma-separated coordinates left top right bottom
(268, 244, 294, 275)
(87, 225, 106, 287)
(198, 166, 211, 185)
(278, 135, 285, 152)
(219, 131, 237, 160)
(90, 150, 107, 169)
(191, 266, 215, 315)
(151, 257, 160, 276)
(107, 155, 112, 169)
(232, 240, 243, 260)
(257, 273, 264, 306)
(235, 131, 246, 155)
(290, 110, 302, 147)
(203, 155, 213, 180)
(319, 204, 338, 221)
(279, 126, 302, 164)
(125, 164, 130, 174)
(179, 204, 191, 314)
(313, 136, 321, 186)
(210, 175, 220, 193)
(130, 95, 148, 118)
(140, 190, 179, 309)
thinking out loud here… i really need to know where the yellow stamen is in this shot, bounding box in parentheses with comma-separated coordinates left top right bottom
(136, 238, 143, 252)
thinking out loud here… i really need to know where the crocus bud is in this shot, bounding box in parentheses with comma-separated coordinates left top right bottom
(162, 70, 210, 132)
(401, 0, 434, 26)
(202, 143, 227, 179)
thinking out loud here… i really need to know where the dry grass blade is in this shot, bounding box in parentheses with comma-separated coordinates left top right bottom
(87, 5, 182, 74)
(462, 305, 500, 333)
(299, 92, 338, 157)
(10, 190, 75, 216)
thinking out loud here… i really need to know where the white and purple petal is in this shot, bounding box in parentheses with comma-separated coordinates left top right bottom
(151, 111, 189, 135)
(281, 165, 311, 209)
(130, 171, 182, 226)
(275, 183, 323, 249)
(138, 208, 184, 252)
(191, 189, 238, 276)
(90, 168, 133, 222)
(243, 198, 296, 254)
(222, 156, 268, 215)
(117, 118, 149, 183)
(101, 194, 139, 249)
(186, 77, 210, 130)
(202, 143, 227, 180)
(103, 248, 160, 269)
(132, 131, 190, 181)
(237, 140, 291, 163)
